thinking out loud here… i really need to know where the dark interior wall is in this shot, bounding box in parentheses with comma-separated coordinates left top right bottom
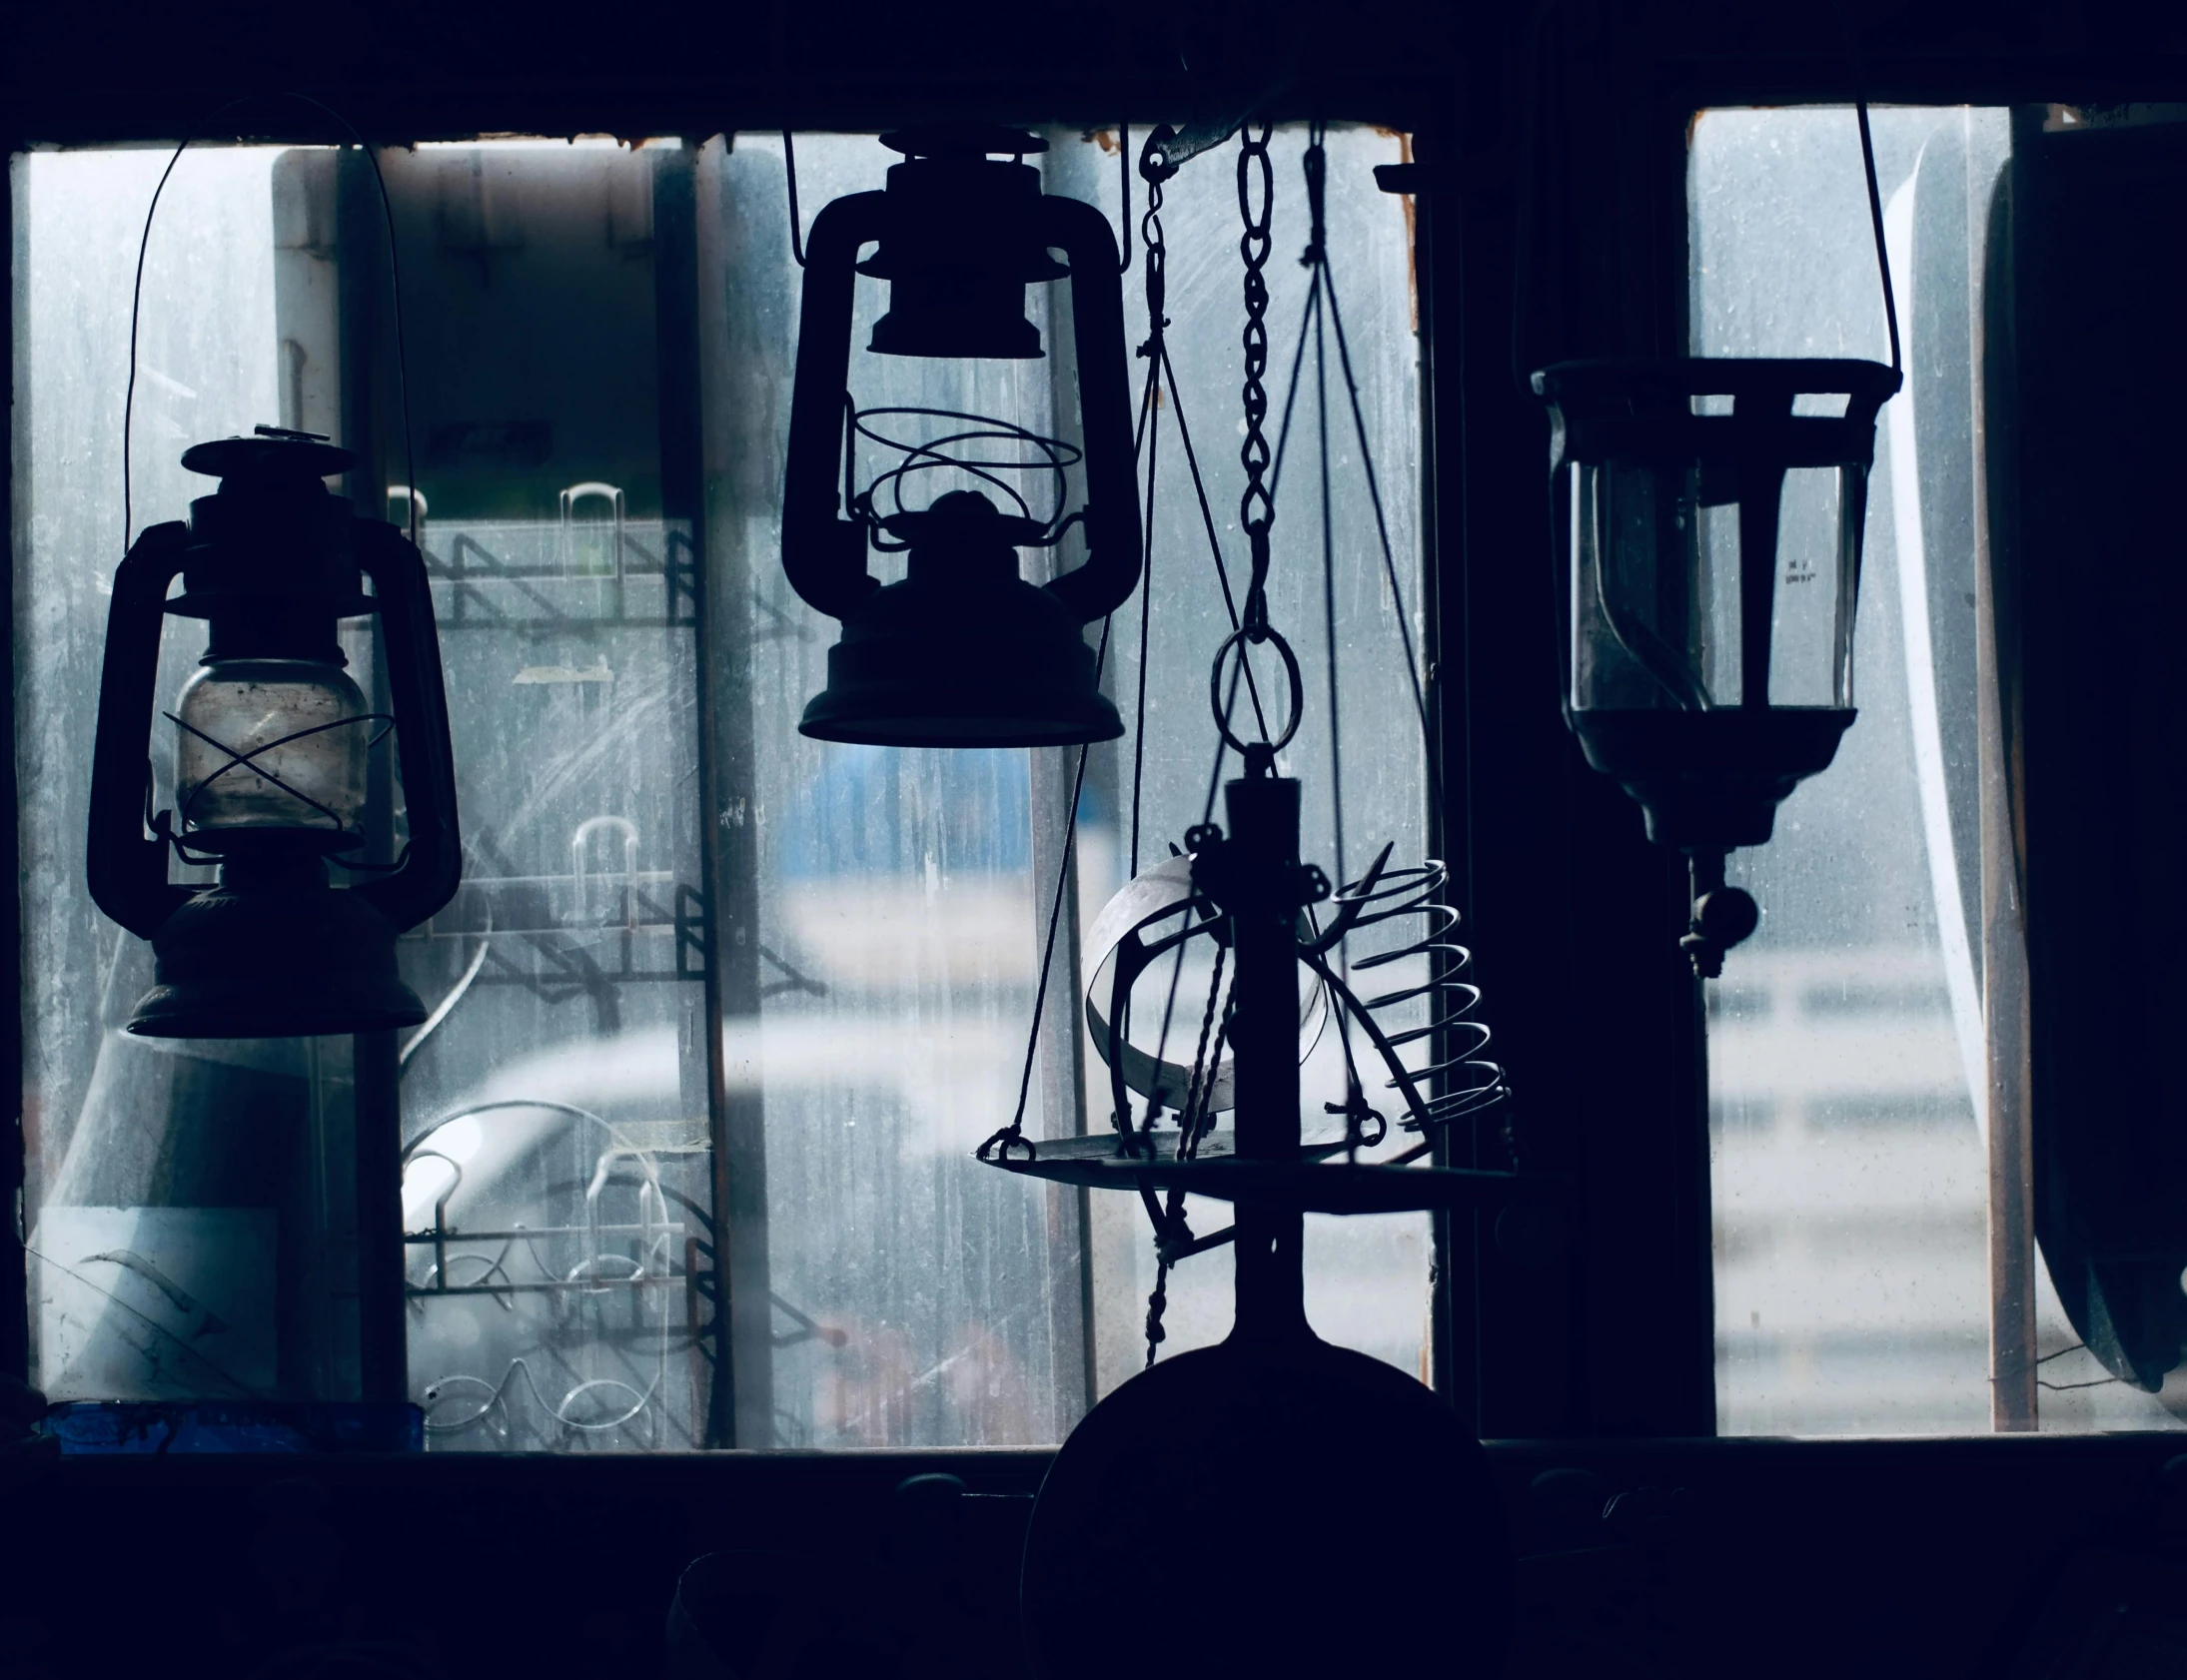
(4, 1433, 2185, 1679)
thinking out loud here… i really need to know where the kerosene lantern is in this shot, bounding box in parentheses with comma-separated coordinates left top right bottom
(88, 427, 461, 1037)
(1533, 357, 1899, 973)
(781, 125, 1141, 745)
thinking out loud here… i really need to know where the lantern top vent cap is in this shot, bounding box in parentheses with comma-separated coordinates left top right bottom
(881, 124, 1047, 160)
(181, 429, 358, 485)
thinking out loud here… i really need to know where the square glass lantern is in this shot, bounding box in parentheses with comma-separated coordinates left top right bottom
(1534, 358, 1900, 851)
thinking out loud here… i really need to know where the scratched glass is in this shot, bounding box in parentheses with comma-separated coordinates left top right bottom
(1692, 106, 2180, 1434)
(14, 126, 1431, 1446)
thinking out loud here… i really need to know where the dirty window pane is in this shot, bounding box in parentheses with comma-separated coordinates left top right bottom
(1691, 107, 2179, 1433)
(711, 127, 1433, 1442)
(9, 148, 371, 1407)
(14, 126, 1431, 1448)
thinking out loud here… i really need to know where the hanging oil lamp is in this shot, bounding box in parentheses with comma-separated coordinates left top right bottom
(1531, 86, 1903, 975)
(780, 125, 1141, 746)
(1533, 356, 1898, 971)
(87, 427, 462, 1037)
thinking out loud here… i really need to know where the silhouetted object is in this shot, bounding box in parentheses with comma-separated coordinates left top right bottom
(985, 844, 1528, 1214)
(88, 428, 461, 1036)
(782, 127, 1140, 746)
(2002, 1455, 2187, 1675)
(2008, 116, 2187, 1407)
(0, 1375, 55, 1474)
(1533, 358, 1898, 974)
(1018, 766, 1512, 1679)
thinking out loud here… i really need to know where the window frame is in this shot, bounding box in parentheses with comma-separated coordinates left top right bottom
(8, 6, 2170, 1451)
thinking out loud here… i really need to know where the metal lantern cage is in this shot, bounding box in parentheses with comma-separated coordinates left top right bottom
(1534, 356, 1900, 969)
(87, 428, 462, 1038)
(780, 125, 1142, 747)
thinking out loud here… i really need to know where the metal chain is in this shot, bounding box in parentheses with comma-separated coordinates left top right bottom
(1143, 895, 1230, 1365)
(1236, 120, 1276, 640)
(1177, 938, 1229, 1154)
(1130, 137, 1171, 879)
(1138, 139, 1170, 359)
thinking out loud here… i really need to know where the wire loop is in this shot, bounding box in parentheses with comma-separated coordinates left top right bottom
(849, 406, 1082, 544)
(1209, 624, 1302, 755)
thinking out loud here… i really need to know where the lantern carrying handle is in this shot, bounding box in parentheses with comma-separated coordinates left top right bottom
(779, 184, 1143, 627)
(350, 519, 463, 933)
(87, 520, 194, 939)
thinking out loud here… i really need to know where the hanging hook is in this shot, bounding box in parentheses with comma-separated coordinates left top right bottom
(782, 128, 807, 267)
(1117, 120, 1132, 275)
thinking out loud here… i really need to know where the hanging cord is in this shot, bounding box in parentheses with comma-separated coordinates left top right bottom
(125, 94, 418, 551)
(975, 623, 1113, 1166)
(984, 126, 1240, 1166)
(1128, 129, 1275, 864)
(1315, 251, 1431, 751)
(781, 130, 807, 267)
(1129, 160, 1166, 878)
(1829, 0, 1900, 373)
(1298, 123, 1365, 1128)
(1510, 0, 1900, 380)
(1303, 125, 1348, 910)
(1851, 102, 1901, 373)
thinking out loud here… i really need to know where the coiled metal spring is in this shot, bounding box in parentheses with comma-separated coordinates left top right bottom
(1312, 853, 1512, 1163)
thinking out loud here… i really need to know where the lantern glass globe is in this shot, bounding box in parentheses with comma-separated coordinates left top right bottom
(173, 656, 371, 844)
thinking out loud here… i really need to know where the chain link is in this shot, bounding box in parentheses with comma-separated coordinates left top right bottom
(1236, 120, 1276, 637)
(1138, 137, 1170, 360)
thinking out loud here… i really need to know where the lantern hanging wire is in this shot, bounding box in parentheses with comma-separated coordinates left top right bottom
(1510, 1, 1900, 386)
(125, 91, 418, 551)
(122, 93, 428, 895)
(94, 93, 461, 1041)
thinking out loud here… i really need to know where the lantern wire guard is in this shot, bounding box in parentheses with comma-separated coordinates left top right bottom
(846, 405, 1085, 552)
